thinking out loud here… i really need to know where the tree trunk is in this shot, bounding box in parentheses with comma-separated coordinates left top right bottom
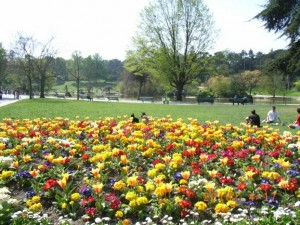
(76, 78, 80, 100)
(286, 74, 291, 89)
(29, 79, 33, 99)
(176, 85, 184, 101)
(137, 80, 143, 100)
(40, 75, 46, 98)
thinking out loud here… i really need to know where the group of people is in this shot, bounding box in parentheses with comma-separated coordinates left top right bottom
(246, 106, 300, 129)
(130, 112, 149, 124)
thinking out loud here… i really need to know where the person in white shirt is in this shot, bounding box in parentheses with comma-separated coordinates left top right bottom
(262, 106, 281, 123)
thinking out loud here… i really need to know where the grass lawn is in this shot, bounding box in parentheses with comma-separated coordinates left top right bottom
(1, 98, 300, 224)
(0, 98, 299, 132)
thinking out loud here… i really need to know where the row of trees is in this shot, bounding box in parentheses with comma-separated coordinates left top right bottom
(0, 0, 299, 100)
(0, 36, 123, 100)
(123, 0, 300, 100)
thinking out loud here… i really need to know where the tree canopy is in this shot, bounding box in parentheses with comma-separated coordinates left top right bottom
(128, 0, 217, 100)
(255, 0, 300, 43)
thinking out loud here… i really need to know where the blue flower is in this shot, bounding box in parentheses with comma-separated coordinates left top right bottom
(78, 131, 85, 140)
(287, 169, 300, 177)
(80, 187, 92, 197)
(42, 149, 51, 155)
(109, 179, 116, 187)
(244, 200, 255, 206)
(266, 197, 279, 207)
(261, 179, 270, 184)
(25, 188, 36, 198)
(59, 149, 69, 157)
(273, 163, 281, 168)
(291, 146, 298, 152)
(293, 159, 300, 165)
(16, 171, 33, 179)
(174, 172, 182, 181)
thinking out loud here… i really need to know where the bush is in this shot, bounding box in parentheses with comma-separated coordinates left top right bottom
(196, 90, 214, 98)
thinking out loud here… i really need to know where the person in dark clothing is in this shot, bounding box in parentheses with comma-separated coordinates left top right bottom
(246, 110, 260, 127)
(131, 113, 139, 123)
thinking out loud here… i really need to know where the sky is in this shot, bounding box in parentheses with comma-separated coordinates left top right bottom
(0, 0, 289, 61)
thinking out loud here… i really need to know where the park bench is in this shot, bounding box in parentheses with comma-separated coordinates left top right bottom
(107, 96, 119, 102)
(96, 94, 106, 100)
(139, 96, 154, 103)
(229, 97, 253, 105)
(197, 97, 214, 104)
(80, 95, 93, 101)
(54, 92, 65, 99)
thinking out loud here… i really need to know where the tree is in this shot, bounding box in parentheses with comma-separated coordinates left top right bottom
(207, 75, 232, 97)
(255, 0, 300, 43)
(34, 38, 58, 98)
(124, 48, 156, 99)
(240, 70, 261, 94)
(11, 34, 57, 98)
(106, 59, 123, 81)
(129, 0, 216, 101)
(260, 71, 285, 102)
(82, 54, 108, 92)
(0, 44, 7, 88)
(67, 51, 83, 100)
(12, 35, 37, 99)
(255, 0, 300, 78)
(52, 57, 68, 84)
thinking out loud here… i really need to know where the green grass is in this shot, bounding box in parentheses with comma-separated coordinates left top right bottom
(1, 99, 299, 131)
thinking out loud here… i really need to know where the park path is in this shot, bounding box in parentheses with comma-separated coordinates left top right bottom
(0, 94, 24, 107)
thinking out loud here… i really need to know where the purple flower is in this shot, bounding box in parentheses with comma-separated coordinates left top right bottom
(16, 171, 33, 179)
(261, 179, 270, 184)
(109, 179, 116, 187)
(293, 159, 300, 165)
(244, 200, 255, 206)
(42, 149, 51, 155)
(273, 163, 281, 168)
(25, 188, 36, 198)
(78, 131, 85, 140)
(287, 169, 300, 177)
(266, 197, 279, 207)
(59, 149, 69, 157)
(80, 187, 92, 197)
(255, 149, 265, 156)
(174, 172, 182, 181)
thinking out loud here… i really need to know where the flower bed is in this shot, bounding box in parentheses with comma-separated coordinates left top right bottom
(0, 116, 300, 225)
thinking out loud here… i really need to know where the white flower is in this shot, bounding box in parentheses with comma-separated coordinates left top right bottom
(294, 201, 300, 207)
(7, 198, 18, 205)
(0, 156, 13, 166)
(102, 217, 111, 221)
(95, 217, 102, 223)
(0, 187, 10, 194)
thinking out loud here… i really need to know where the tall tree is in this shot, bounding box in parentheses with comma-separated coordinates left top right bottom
(129, 0, 216, 101)
(255, 0, 300, 43)
(0, 44, 7, 89)
(82, 54, 108, 92)
(107, 59, 123, 81)
(52, 57, 67, 84)
(34, 38, 57, 98)
(255, 0, 300, 81)
(240, 70, 261, 94)
(260, 71, 285, 102)
(12, 35, 37, 99)
(67, 51, 83, 100)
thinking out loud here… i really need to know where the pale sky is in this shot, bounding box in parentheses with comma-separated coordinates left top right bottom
(0, 0, 289, 60)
